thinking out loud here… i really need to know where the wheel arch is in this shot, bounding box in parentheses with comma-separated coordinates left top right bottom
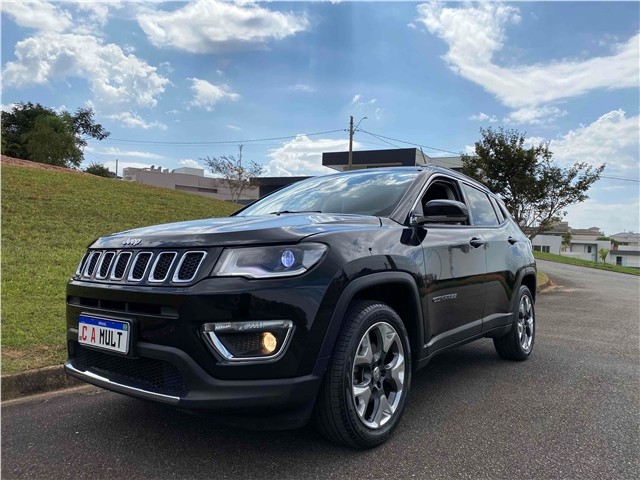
(313, 272, 424, 376)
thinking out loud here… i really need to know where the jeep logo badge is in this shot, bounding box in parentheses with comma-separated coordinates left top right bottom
(122, 238, 142, 246)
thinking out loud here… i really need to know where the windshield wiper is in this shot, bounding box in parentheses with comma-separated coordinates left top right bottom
(269, 210, 322, 215)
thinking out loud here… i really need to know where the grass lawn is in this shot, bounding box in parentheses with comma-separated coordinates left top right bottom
(534, 251, 640, 276)
(1, 165, 238, 373)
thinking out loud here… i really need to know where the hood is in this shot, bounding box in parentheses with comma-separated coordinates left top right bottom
(90, 213, 382, 249)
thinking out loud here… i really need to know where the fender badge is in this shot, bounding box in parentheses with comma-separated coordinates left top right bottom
(432, 293, 457, 303)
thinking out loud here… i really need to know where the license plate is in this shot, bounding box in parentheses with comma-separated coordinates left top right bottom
(78, 315, 130, 354)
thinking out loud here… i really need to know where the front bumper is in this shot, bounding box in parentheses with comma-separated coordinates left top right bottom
(65, 262, 345, 426)
(64, 339, 325, 427)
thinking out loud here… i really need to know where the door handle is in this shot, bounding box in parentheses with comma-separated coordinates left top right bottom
(469, 237, 485, 248)
(508, 236, 518, 245)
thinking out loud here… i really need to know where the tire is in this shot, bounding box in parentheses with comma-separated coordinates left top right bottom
(493, 285, 535, 361)
(314, 300, 412, 449)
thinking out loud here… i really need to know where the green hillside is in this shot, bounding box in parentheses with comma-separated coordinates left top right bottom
(1, 165, 238, 373)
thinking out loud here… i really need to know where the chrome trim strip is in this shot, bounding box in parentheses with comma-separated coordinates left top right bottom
(64, 362, 180, 404)
(75, 252, 89, 276)
(148, 251, 177, 283)
(172, 251, 207, 283)
(110, 251, 132, 280)
(127, 252, 153, 282)
(202, 320, 294, 363)
(83, 251, 102, 278)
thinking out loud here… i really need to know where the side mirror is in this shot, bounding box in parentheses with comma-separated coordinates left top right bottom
(412, 200, 469, 225)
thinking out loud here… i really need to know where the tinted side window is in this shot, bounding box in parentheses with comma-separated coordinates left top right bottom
(490, 197, 505, 223)
(462, 184, 499, 226)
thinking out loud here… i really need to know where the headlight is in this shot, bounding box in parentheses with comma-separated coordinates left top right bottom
(212, 243, 328, 279)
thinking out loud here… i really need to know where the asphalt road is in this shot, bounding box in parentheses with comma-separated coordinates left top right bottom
(2, 260, 639, 479)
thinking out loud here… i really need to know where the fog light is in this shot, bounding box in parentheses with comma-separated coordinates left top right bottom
(262, 332, 277, 353)
(202, 320, 293, 362)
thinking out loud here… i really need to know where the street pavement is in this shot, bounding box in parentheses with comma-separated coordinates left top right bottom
(2, 260, 639, 479)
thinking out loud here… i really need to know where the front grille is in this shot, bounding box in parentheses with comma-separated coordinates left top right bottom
(75, 345, 188, 397)
(75, 248, 212, 285)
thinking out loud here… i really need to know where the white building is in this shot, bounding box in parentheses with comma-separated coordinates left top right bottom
(609, 232, 640, 268)
(122, 166, 259, 203)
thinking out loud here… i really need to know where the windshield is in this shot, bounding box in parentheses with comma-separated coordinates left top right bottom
(238, 170, 420, 217)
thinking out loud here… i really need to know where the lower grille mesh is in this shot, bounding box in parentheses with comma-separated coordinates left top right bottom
(75, 345, 188, 397)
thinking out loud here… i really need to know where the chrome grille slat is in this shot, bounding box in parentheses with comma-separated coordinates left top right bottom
(97, 252, 115, 279)
(84, 252, 102, 278)
(173, 251, 207, 283)
(149, 252, 177, 283)
(111, 252, 132, 280)
(128, 252, 153, 282)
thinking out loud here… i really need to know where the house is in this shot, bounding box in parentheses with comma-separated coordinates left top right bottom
(531, 223, 611, 262)
(609, 232, 640, 268)
(567, 227, 611, 262)
(530, 222, 569, 254)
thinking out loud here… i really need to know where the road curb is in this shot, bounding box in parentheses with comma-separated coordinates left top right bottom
(1, 365, 81, 402)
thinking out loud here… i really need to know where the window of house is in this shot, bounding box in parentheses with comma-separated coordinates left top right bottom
(533, 246, 541, 252)
(616, 256, 623, 266)
(542, 246, 550, 253)
(587, 246, 592, 253)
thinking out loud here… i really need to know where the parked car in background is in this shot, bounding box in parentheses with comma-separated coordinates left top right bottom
(65, 166, 536, 449)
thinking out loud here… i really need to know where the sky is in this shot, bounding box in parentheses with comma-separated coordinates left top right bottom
(1, 0, 638, 235)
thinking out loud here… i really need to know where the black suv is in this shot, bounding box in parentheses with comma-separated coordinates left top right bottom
(65, 166, 536, 449)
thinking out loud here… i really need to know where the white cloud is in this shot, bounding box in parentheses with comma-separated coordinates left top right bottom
(505, 105, 567, 125)
(137, 0, 309, 54)
(351, 94, 362, 105)
(469, 112, 498, 122)
(96, 147, 165, 160)
(265, 135, 360, 177)
(290, 84, 315, 93)
(107, 112, 167, 130)
(548, 110, 639, 175)
(3, 33, 169, 108)
(226, 124, 242, 131)
(179, 159, 205, 169)
(188, 78, 240, 111)
(417, 3, 639, 124)
(2, 0, 72, 32)
(565, 198, 640, 235)
(73, 0, 122, 27)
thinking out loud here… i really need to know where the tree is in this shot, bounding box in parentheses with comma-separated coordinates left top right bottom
(24, 114, 82, 167)
(1, 102, 109, 167)
(84, 162, 113, 178)
(561, 231, 572, 253)
(201, 145, 265, 202)
(461, 127, 605, 239)
(599, 248, 609, 263)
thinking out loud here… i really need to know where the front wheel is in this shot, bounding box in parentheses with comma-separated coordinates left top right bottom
(494, 285, 535, 361)
(314, 301, 412, 449)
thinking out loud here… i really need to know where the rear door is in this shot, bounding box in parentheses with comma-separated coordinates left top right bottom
(459, 184, 514, 331)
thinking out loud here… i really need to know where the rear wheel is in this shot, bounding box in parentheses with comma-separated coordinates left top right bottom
(494, 286, 535, 361)
(314, 301, 412, 449)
